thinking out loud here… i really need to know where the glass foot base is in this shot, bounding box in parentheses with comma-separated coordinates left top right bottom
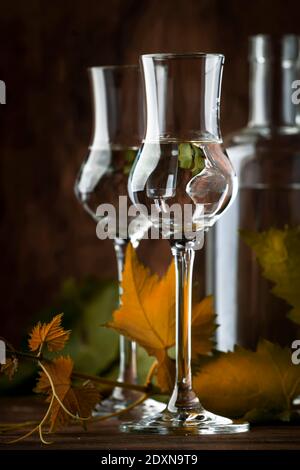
(93, 396, 129, 416)
(93, 396, 166, 418)
(120, 408, 249, 435)
(137, 398, 166, 417)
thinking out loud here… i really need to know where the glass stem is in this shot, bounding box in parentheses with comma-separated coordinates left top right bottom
(112, 239, 137, 400)
(168, 243, 202, 413)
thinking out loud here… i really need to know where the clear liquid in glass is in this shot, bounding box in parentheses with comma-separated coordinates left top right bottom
(75, 145, 150, 243)
(131, 140, 236, 240)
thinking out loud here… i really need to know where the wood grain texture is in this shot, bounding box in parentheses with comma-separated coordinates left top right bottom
(1, 0, 300, 342)
(0, 397, 299, 450)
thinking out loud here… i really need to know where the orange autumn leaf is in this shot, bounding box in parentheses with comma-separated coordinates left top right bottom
(107, 244, 175, 356)
(47, 382, 100, 432)
(28, 313, 71, 353)
(35, 356, 73, 431)
(35, 356, 100, 431)
(192, 295, 217, 359)
(155, 351, 176, 393)
(106, 244, 216, 392)
(35, 356, 73, 395)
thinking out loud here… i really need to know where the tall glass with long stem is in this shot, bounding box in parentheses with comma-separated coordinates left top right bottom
(75, 66, 162, 415)
(123, 53, 249, 434)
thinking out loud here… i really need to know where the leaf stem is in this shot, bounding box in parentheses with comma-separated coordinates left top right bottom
(145, 359, 158, 386)
(91, 393, 149, 422)
(38, 361, 90, 422)
(7, 350, 49, 362)
(0, 421, 39, 433)
(72, 371, 152, 394)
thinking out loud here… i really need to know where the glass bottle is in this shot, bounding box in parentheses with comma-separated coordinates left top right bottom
(213, 35, 300, 351)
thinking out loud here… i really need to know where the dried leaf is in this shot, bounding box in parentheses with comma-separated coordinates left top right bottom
(35, 356, 73, 430)
(0, 357, 18, 380)
(193, 340, 300, 422)
(29, 313, 71, 352)
(242, 227, 300, 324)
(64, 383, 100, 421)
(106, 244, 175, 355)
(48, 383, 100, 431)
(107, 244, 216, 392)
(192, 296, 216, 359)
(35, 356, 99, 431)
(155, 351, 175, 393)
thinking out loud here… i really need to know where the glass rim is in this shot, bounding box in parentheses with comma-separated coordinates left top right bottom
(88, 64, 138, 71)
(141, 52, 224, 60)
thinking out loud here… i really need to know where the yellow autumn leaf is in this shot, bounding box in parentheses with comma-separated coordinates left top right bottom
(192, 296, 216, 359)
(107, 244, 175, 356)
(155, 350, 176, 393)
(106, 244, 216, 392)
(241, 227, 300, 324)
(35, 356, 100, 431)
(193, 340, 300, 422)
(28, 313, 71, 353)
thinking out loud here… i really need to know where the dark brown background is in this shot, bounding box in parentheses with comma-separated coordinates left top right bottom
(0, 0, 300, 342)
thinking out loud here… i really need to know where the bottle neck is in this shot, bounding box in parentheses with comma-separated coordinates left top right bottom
(248, 58, 299, 130)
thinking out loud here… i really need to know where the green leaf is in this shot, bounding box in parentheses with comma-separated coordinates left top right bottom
(191, 143, 204, 160)
(178, 143, 193, 169)
(41, 279, 119, 376)
(178, 143, 205, 175)
(191, 152, 205, 176)
(0, 278, 120, 394)
(63, 281, 119, 375)
(0, 361, 37, 395)
(241, 227, 300, 324)
(123, 149, 137, 175)
(136, 346, 156, 385)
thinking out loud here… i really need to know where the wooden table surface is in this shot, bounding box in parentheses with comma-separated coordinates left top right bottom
(0, 397, 300, 451)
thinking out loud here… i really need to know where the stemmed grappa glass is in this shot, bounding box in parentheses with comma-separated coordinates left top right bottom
(123, 53, 250, 434)
(75, 65, 163, 415)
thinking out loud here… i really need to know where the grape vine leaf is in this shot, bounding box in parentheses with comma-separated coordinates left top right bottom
(241, 227, 300, 325)
(123, 149, 137, 175)
(35, 356, 100, 431)
(154, 350, 176, 393)
(1, 279, 119, 395)
(193, 340, 300, 423)
(178, 143, 193, 169)
(106, 244, 216, 392)
(29, 313, 71, 353)
(178, 143, 205, 176)
(192, 296, 216, 358)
